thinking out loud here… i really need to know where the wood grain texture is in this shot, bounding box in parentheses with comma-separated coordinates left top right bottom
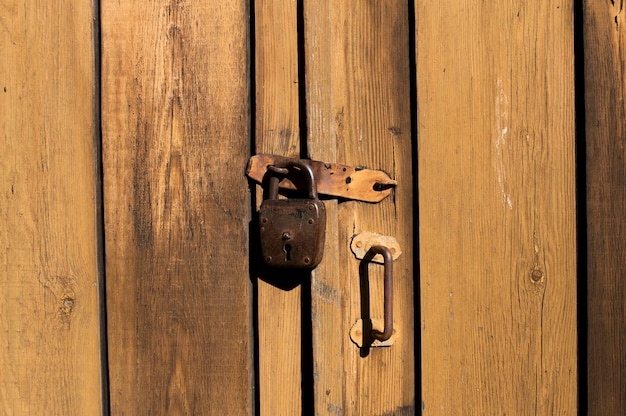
(416, 1, 577, 413)
(0, 0, 102, 414)
(305, 2, 415, 414)
(101, 1, 252, 413)
(583, 1, 626, 413)
(254, 1, 303, 414)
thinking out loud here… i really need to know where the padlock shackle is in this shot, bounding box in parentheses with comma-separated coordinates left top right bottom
(267, 160, 318, 200)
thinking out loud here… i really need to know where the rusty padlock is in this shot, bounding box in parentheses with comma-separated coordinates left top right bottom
(259, 160, 326, 268)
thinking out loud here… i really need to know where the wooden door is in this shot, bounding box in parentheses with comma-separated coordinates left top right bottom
(254, 1, 415, 414)
(3, 0, 626, 415)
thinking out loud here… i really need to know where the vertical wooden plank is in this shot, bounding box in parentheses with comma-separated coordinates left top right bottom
(583, 2, 626, 413)
(417, 1, 577, 414)
(254, 0, 303, 414)
(0, 0, 102, 414)
(305, 2, 415, 414)
(101, 1, 252, 413)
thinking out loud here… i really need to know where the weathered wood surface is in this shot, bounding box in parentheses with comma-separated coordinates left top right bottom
(0, 0, 103, 414)
(305, 2, 416, 414)
(583, 2, 626, 413)
(416, 1, 578, 413)
(254, 0, 303, 414)
(101, 1, 252, 413)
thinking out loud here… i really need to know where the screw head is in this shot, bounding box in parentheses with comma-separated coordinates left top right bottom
(308, 218, 314, 224)
(265, 256, 273, 263)
(282, 232, 291, 240)
(303, 257, 311, 264)
(261, 217, 268, 224)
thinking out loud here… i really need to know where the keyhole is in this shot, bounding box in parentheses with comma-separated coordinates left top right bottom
(284, 243, 292, 262)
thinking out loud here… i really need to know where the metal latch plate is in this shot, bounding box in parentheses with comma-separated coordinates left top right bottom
(246, 154, 397, 203)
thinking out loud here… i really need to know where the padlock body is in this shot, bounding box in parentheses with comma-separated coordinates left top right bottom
(259, 198, 326, 268)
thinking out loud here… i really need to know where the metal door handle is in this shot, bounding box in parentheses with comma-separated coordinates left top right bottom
(363, 245, 394, 341)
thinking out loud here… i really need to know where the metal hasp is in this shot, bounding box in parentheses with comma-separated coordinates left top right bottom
(364, 245, 394, 341)
(258, 160, 326, 269)
(247, 154, 397, 203)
